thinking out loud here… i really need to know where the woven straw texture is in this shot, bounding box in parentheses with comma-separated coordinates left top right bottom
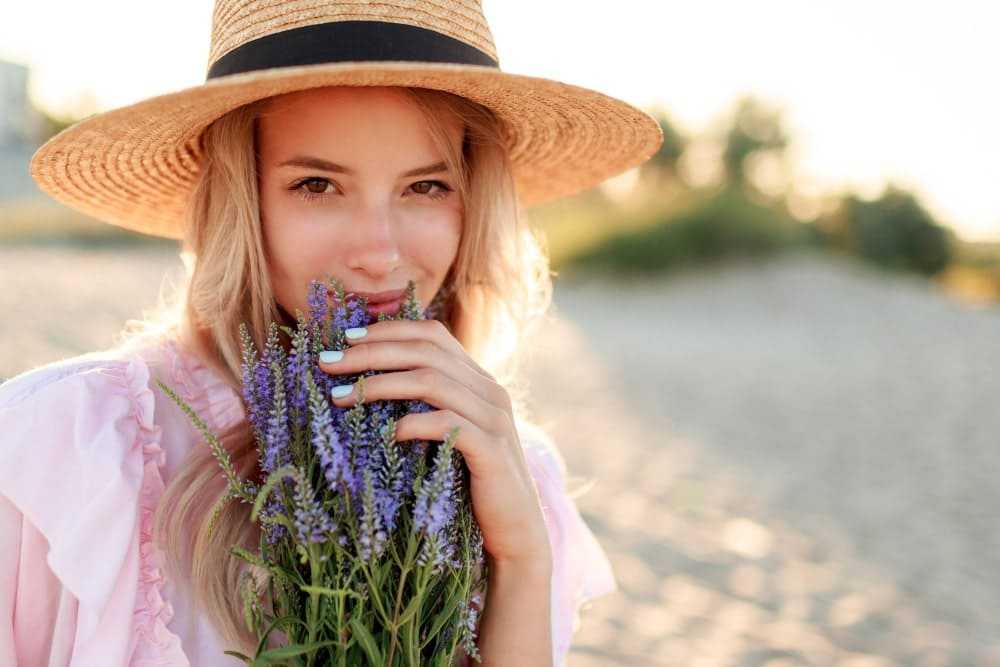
(209, 0, 499, 69)
(28, 1, 663, 240)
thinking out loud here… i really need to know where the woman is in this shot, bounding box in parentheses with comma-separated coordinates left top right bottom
(0, 2, 662, 665)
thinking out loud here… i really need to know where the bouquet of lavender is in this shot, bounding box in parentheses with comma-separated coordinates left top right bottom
(156, 277, 486, 666)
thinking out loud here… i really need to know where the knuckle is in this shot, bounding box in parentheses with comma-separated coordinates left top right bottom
(416, 366, 438, 388)
(361, 343, 377, 369)
(491, 382, 511, 409)
(489, 404, 509, 430)
(418, 339, 438, 360)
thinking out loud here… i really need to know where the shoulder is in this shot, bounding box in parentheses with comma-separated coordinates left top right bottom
(0, 350, 151, 604)
(0, 345, 159, 516)
(0, 341, 191, 663)
(0, 323, 183, 412)
(0, 328, 218, 435)
(0, 344, 164, 460)
(0, 349, 140, 408)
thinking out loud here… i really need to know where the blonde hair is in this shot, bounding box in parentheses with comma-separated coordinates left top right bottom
(119, 86, 555, 651)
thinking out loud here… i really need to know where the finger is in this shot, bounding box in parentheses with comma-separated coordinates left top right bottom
(330, 368, 509, 435)
(320, 339, 510, 411)
(392, 409, 495, 473)
(342, 319, 497, 382)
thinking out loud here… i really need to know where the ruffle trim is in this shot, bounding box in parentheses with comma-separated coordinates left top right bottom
(162, 336, 246, 435)
(122, 336, 245, 664)
(116, 355, 190, 666)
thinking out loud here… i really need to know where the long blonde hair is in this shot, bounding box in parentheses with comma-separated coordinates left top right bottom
(119, 85, 555, 651)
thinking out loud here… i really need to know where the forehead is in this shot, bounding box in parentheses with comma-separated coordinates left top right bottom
(257, 86, 463, 152)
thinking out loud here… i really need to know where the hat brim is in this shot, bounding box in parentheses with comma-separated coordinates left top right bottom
(29, 61, 663, 240)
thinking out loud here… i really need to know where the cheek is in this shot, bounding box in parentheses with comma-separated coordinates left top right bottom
(412, 209, 462, 266)
(260, 199, 342, 309)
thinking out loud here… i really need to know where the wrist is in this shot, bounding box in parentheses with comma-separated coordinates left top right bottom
(488, 547, 553, 581)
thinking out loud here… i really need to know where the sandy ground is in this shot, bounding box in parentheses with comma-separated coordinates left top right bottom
(2, 244, 1000, 666)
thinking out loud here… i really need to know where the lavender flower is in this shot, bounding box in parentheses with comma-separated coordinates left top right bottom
(374, 417, 407, 533)
(261, 358, 290, 474)
(163, 274, 484, 663)
(284, 321, 311, 429)
(307, 368, 349, 493)
(457, 592, 484, 662)
(413, 429, 460, 573)
(306, 280, 328, 330)
(291, 466, 336, 544)
(357, 467, 387, 561)
(259, 496, 288, 546)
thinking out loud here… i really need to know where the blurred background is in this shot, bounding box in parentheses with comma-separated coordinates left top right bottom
(2, 1, 1000, 665)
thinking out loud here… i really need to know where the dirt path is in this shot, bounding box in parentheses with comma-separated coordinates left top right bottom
(524, 252, 1000, 666)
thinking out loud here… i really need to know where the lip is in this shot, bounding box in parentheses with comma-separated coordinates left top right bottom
(343, 288, 407, 305)
(365, 297, 403, 316)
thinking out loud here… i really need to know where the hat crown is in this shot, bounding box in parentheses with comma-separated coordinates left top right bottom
(207, 0, 499, 77)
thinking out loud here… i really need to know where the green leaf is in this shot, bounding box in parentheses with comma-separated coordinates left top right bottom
(423, 589, 463, 650)
(255, 639, 340, 661)
(396, 593, 422, 629)
(254, 615, 310, 660)
(223, 649, 253, 663)
(298, 584, 363, 603)
(251, 465, 299, 522)
(349, 616, 384, 665)
(231, 546, 268, 568)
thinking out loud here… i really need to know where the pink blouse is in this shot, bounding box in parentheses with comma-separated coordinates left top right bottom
(0, 329, 615, 666)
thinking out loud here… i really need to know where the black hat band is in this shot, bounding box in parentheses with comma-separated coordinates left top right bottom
(207, 19, 499, 80)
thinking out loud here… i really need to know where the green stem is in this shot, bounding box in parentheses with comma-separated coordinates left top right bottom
(384, 565, 411, 666)
(306, 544, 320, 667)
(407, 566, 430, 666)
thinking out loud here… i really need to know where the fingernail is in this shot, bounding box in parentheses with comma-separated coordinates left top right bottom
(320, 350, 344, 363)
(331, 384, 354, 398)
(345, 327, 368, 340)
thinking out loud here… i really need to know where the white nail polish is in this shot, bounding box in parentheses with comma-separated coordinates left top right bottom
(320, 350, 344, 363)
(331, 384, 354, 398)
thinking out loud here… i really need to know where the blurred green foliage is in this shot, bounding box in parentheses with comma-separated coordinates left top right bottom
(560, 185, 822, 277)
(541, 92, 996, 301)
(722, 96, 790, 188)
(818, 186, 955, 277)
(643, 107, 687, 183)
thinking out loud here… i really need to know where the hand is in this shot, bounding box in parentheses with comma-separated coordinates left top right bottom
(319, 319, 552, 567)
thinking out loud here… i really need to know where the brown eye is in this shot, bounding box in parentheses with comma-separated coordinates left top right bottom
(408, 180, 452, 200)
(304, 179, 330, 194)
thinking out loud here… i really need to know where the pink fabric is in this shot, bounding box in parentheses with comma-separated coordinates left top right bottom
(0, 330, 616, 665)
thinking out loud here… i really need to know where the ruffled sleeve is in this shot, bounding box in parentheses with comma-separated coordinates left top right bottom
(517, 417, 617, 666)
(0, 353, 188, 666)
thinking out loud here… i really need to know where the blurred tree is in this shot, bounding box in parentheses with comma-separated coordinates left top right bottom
(560, 184, 823, 278)
(819, 184, 954, 276)
(721, 95, 789, 191)
(639, 106, 687, 189)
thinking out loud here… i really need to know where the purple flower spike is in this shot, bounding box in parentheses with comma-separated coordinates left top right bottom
(307, 368, 349, 494)
(358, 468, 387, 561)
(261, 359, 290, 474)
(292, 466, 336, 544)
(260, 496, 288, 546)
(412, 433, 460, 572)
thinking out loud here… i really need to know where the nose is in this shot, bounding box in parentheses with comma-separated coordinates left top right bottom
(345, 199, 401, 277)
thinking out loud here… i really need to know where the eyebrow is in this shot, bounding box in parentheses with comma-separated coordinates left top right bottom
(277, 156, 449, 178)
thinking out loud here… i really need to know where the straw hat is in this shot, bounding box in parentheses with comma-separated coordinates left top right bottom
(28, 0, 664, 241)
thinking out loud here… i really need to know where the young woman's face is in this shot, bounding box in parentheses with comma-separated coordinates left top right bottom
(257, 86, 464, 321)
